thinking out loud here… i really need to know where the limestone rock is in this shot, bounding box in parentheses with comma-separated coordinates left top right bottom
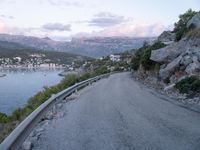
(180, 55, 193, 66)
(158, 31, 175, 43)
(187, 11, 200, 29)
(164, 84, 176, 91)
(151, 38, 200, 63)
(150, 40, 186, 63)
(159, 56, 182, 79)
(22, 141, 32, 150)
(185, 62, 200, 74)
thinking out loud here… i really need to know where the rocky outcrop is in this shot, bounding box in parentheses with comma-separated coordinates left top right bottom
(158, 31, 175, 43)
(187, 11, 200, 29)
(151, 37, 200, 62)
(159, 55, 182, 80)
(151, 37, 200, 80)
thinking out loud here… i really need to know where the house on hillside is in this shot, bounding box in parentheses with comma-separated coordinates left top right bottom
(109, 54, 120, 62)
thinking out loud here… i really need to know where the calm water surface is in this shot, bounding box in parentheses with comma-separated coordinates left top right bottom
(0, 68, 63, 114)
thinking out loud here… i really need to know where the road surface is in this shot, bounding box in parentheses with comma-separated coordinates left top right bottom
(33, 72, 200, 150)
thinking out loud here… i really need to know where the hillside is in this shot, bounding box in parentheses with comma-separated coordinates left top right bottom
(0, 34, 155, 57)
(130, 9, 200, 105)
(0, 40, 91, 66)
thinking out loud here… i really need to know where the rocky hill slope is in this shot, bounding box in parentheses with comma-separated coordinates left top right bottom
(131, 9, 200, 106)
(150, 11, 200, 84)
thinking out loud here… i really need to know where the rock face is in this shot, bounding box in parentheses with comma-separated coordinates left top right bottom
(151, 37, 200, 80)
(159, 56, 182, 80)
(158, 31, 176, 43)
(187, 11, 200, 29)
(151, 38, 200, 63)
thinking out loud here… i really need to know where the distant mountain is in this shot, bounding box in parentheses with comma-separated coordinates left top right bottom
(0, 34, 156, 57)
(0, 40, 90, 65)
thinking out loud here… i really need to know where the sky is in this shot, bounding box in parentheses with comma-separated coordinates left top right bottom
(0, 0, 199, 41)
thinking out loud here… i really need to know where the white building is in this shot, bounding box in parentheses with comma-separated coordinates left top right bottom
(109, 54, 120, 62)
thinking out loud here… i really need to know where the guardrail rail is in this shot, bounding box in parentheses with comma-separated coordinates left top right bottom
(0, 73, 110, 150)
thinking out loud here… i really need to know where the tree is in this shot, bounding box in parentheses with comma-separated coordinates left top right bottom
(173, 9, 197, 41)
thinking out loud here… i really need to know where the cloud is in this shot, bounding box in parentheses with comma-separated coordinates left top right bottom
(0, 21, 7, 33)
(100, 22, 165, 37)
(44, 0, 82, 7)
(42, 23, 71, 31)
(0, 14, 15, 20)
(73, 22, 167, 38)
(89, 12, 128, 27)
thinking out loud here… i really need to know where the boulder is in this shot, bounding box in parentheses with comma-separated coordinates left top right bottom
(150, 38, 200, 63)
(180, 55, 192, 66)
(164, 84, 175, 91)
(185, 61, 200, 74)
(187, 12, 200, 29)
(159, 56, 182, 79)
(150, 40, 187, 63)
(22, 141, 32, 150)
(158, 31, 176, 43)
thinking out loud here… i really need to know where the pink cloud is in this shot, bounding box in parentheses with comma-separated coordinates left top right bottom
(0, 21, 7, 33)
(73, 22, 167, 38)
(98, 22, 166, 37)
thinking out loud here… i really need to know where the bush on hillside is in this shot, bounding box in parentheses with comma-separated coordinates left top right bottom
(131, 41, 166, 71)
(0, 113, 9, 123)
(175, 76, 200, 94)
(173, 9, 197, 41)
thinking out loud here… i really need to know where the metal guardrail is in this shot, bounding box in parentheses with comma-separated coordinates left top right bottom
(0, 73, 110, 150)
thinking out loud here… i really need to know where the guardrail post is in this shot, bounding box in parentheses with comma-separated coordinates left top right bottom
(75, 88, 78, 93)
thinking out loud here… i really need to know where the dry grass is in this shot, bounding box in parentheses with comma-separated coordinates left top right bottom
(186, 28, 200, 38)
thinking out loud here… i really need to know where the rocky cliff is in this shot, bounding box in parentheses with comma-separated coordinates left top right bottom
(150, 11, 200, 83)
(131, 10, 200, 106)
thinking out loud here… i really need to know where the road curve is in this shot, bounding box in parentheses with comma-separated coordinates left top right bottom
(33, 72, 200, 150)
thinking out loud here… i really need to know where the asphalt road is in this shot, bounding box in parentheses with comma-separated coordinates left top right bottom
(33, 72, 200, 150)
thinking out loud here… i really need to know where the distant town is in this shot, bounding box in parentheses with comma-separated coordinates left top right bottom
(0, 53, 76, 70)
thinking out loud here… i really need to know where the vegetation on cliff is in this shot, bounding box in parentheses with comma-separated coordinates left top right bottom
(175, 76, 200, 94)
(131, 41, 166, 71)
(173, 9, 197, 41)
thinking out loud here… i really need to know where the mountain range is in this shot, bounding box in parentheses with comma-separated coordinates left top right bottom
(0, 34, 155, 57)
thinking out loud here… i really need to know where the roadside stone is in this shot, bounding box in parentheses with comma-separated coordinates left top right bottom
(44, 111, 54, 120)
(54, 112, 65, 118)
(22, 141, 32, 150)
(164, 84, 175, 92)
(35, 127, 44, 133)
(56, 103, 63, 109)
(29, 131, 36, 137)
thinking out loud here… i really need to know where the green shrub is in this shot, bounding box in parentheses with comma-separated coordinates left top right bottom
(131, 41, 166, 71)
(94, 66, 109, 75)
(131, 50, 142, 70)
(175, 76, 200, 94)
(0, 113, 9, 123)
(173, 9, 197, 41)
